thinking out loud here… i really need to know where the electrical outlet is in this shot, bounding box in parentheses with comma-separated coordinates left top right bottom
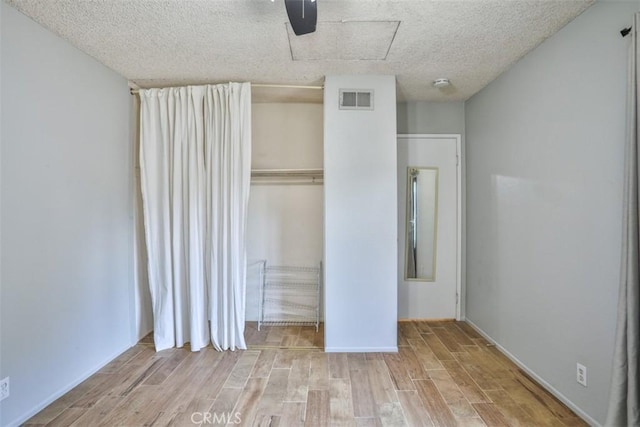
(576, 363, 587, 387)
(0, 377, 9, 401)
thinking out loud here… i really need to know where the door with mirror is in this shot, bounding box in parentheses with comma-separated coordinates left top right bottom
(397, 135, 460, 319)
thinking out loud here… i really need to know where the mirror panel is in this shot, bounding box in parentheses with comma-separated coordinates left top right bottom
(405, 167, 438, 281)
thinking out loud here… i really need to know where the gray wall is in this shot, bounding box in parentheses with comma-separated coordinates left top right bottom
(465, 2, 637, 424)
(397, 101, 465, 135)
(0, 4, 133, 426)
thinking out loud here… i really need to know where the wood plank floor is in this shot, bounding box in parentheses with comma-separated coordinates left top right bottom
(25, 321, 586, 426)
(245, 322, 324, 350)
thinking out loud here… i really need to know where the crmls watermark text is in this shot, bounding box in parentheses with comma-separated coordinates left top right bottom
(191, 412, 242, 425)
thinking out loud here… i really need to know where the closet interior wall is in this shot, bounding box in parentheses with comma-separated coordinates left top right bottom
(246, 102, 324, 321)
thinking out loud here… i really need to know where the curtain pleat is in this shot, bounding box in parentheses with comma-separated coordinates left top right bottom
(606, 14, 640, 426)
(139, 83, 251, 352)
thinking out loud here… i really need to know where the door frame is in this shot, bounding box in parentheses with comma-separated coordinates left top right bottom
(397, 134, 462, 321)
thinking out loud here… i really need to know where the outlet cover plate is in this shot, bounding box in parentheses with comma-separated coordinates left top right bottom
(576, 363, 587, 387)
(0, 377, 9, 401)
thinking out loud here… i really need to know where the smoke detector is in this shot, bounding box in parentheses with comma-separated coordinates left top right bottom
(433, 78, 451, 89)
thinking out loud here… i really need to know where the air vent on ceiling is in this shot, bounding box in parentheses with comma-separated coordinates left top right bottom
(339, 89, 374, 110)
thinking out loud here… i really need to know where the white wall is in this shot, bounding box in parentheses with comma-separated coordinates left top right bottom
(465, 2, 638, 424)
(0, 4, 133, 426)
(251, 103, 323, 170)
(324, 75, 398, 352)
(246, 103, 324, 321)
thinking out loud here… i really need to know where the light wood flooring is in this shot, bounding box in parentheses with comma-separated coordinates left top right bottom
(245, 322, 324, 350)
(25, 321, 586, 426)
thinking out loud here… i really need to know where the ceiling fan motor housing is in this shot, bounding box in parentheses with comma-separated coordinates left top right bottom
(285, 0, 317, 36)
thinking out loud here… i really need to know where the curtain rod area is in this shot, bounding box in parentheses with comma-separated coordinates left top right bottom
(129, 83, 324, 95)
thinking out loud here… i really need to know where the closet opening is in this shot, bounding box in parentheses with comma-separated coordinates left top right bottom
(245, 93, 325, 350)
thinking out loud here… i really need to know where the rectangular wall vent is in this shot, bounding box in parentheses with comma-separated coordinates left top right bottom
(339, 89, 374, 110)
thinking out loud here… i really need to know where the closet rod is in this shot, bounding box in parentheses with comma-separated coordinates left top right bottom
(251, 168, 323, 178)
(253, 84, 323, 90)
(129, 83, 323, 95)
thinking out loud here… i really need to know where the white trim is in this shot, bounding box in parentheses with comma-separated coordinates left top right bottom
(6, 344, 133, 427)
(455, 136, 462, 321)
(465, 319, 599, 427)
(324, 347, 399, 353)
(397, 134, 463, 321)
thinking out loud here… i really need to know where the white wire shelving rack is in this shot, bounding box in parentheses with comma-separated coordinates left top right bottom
(255, 261, 322, 331)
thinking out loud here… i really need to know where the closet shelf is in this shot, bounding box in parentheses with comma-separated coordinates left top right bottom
(267, 264, 320, 272)
(251, 168, 323, 178)
(251, 169, 323, 185)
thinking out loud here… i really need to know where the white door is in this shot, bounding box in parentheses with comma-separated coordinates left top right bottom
(397, 135, 460, 320)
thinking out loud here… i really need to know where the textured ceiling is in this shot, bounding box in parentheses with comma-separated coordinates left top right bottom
(6, 0, 593, 102)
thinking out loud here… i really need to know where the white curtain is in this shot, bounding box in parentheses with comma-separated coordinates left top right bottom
(606, 15, 640, 426)
(138, 83, 251, 352)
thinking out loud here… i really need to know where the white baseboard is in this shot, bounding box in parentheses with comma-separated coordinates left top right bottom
(324, 346, 398, 353)
(7, 343, 133, 427)
(464, 319, 599, 427)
